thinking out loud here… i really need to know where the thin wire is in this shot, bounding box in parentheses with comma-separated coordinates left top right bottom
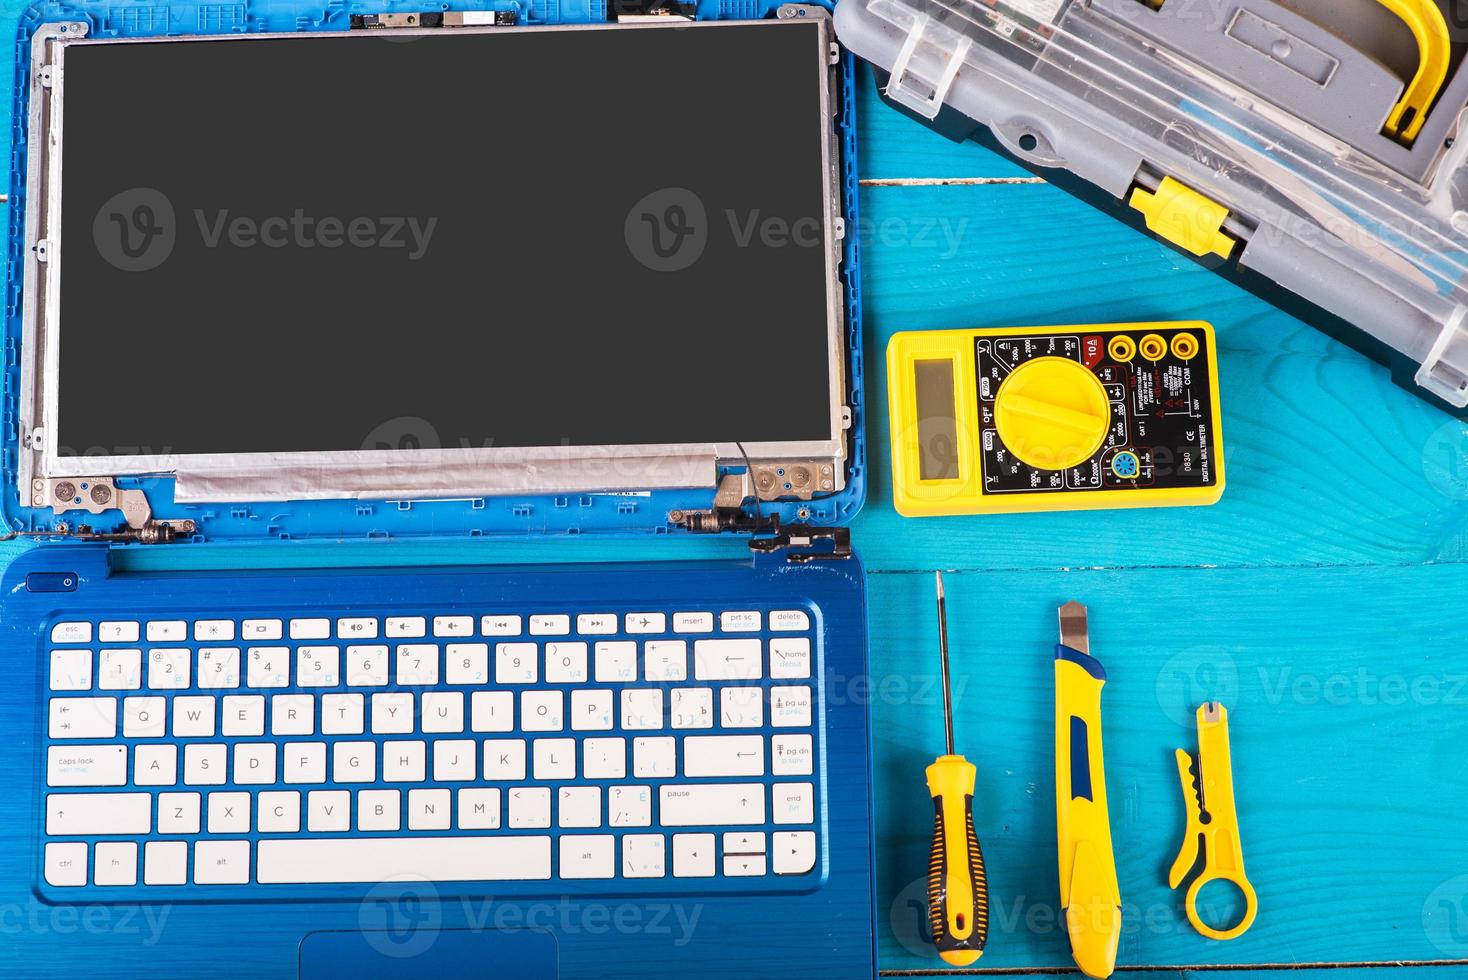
(733, 441, 766, 530)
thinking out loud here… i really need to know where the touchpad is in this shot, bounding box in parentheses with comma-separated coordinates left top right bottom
(300, 928, 557, 979)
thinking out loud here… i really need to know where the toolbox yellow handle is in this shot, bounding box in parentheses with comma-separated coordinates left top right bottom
(1378, 0, 1451, 143)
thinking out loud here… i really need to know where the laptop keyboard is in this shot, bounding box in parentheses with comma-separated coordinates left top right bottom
(40, 607, 820, 892)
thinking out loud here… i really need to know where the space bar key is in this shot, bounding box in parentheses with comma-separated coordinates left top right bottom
(257, 836, 552, 884)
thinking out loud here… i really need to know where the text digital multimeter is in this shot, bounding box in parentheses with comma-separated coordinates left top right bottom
(887, 322, 1225, 517)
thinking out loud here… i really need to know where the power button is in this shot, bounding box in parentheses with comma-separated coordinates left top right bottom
(26, 572, 78, 593)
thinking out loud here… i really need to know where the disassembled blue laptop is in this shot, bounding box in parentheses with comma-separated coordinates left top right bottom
(0, 1, 875, 975)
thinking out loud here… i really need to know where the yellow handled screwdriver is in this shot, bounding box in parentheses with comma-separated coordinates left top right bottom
(924, 571, 989, 966)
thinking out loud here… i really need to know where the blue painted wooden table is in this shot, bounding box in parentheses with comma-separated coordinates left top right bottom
(2, 27, 1468, 976)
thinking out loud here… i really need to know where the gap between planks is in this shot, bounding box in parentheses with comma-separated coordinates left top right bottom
(860, 176, 1047, 186)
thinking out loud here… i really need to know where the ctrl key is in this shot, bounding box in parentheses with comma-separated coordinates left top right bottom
(44, 842, 87, 887)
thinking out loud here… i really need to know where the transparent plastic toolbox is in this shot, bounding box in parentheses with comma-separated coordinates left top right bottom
(834, 0, 1468, 411)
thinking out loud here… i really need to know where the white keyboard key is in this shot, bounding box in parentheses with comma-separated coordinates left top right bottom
(532, 738, 576, 780)
(247, 647, 291, 688)
(434, 615, 474, 637)
(772, 733, 814, 776)
(184, 743, 226, 785)
(383, 740, 426, 782)
(135, 744, 178, 786)
(471, 691, 514, 732)
(333, 742, 376, 782)
(458, 788, 501, 829)
(50, 696, 116, 739)
(98, 621, 139, 643)
(47, 744, 126, 786)
(258, 791, 301, 832)
(290, 618, 330, 640)
(121, 696, 163, 738)
(770, 638, 812, 679)
(47, 792, 150, 835)
(222, 695, 265, 737)
(197, 648, 241, 689)
(157, 791, 200, 834)
(576, 613, 617, 635)
(173, 695, 216, 737)
(529, 614, 570, 636)
(258, 836, 551, 883)
(146, 621, 186, 643)
(496, 643, 538, 684)
(625, 613, 666, 635)
(144, 841, 188, 885)
(148, 649, 190, 689)
(44, 842, 87, 887)
(409, 788, 452, 830)
(321, 693, 365, 735)
(234, 743, 278, 784)
(194, 619, 235, 642)
(445, 643, 490, 684)
(386, 616, 426, 638)
(371, 693, 415, 734)
(395, 644, 439, 686)
(558, 786, 601, 828)
(769, 609, 811, 632)
(672, 833, 715, 877)
(483, 739, 526, 780)
(721, 687, 765, 728)
(673, 612, 713, 634)
(308, 790, 350, 832)
(771, 685, 813, 728)
(773, 831, 817, 875)
(337, 617, 379, 640)
(271, 694, 314, 736)
(659, 783, 766, 826)
(94, 841, 138, 886)
(422, 691, 465, 733)
(521, 691, 563, 732)
(560, 835, 615, 878)
(481, 615, 522, 637)
(284, 742, 327, 784)
(49, 649, 92, 691)
(194, 840, 250, 884)
(671, 687, 714, 729)
(723, 831, 765, 854)
(725, 853, 767, 877)
(346, 645, 389, 686)
(241, 619, 282, 641)
(684, 735, 765, 777)
(608, 784, 653, 827)
(582, 737, 626, 779)
(97, 649, 142, 690)
(297, 646, 341, 687)
(632, 736, 675, 779)
(544, 642, 589, 683)
(694, 639, 762, 681)
(621, 689, 664, 730)
(570, 689, 613, 731)
(622, 834, 666, 878)
(720, 610, 761, 633)
(644, 640, 687, 682)
(208, 791, 251, 833)
(358, 789, 401, 831)
(508, 787, 551, 828)
(434, 739, 477, 781)
(51, 622, 92, 644)
(773, 782, 815, 824)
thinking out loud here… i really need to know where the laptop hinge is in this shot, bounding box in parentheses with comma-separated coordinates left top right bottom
(749, 525, 851, 564)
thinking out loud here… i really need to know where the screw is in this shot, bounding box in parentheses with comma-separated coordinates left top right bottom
(90, 484, 113, 506)
(53, 481, 76, 502)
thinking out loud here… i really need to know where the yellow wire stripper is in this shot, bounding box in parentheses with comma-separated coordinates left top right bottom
(1169, 702, 1259, 941)
(1378, 0, 1451, 144)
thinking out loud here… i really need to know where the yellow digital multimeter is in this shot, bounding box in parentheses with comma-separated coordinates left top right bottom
(887, 322, 1225, 517)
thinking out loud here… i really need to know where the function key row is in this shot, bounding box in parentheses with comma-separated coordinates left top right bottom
(51, 609, 812, 646)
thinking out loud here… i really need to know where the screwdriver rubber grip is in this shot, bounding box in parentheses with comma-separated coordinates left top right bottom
(925, 754, 988, 966)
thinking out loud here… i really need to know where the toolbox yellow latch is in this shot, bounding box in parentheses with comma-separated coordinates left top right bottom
(1128, 177, 1236, 260)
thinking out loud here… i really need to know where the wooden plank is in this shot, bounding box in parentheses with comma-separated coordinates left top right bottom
(870, 562, 1468, 971)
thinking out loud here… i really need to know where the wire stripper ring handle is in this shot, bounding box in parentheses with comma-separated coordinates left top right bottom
(1178, 851, 1259, 941)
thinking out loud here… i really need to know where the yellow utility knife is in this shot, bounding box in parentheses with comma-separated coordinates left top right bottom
(1054, 602, 1121, 979)
(1170, 702, 1258, 941)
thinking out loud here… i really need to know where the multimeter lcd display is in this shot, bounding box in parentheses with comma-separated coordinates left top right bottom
(51, 23, 839, 459)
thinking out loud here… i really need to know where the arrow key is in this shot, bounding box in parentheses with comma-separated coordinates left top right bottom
(773, 831, 817, 875)
(672, 832, 715, 878)
(723, 853, 767, 877)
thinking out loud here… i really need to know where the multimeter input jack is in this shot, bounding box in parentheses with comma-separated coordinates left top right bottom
(1139, 334, 1168, 361)
(1107, 336, 1137, 362)
(1171, 333, 1199, 360)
